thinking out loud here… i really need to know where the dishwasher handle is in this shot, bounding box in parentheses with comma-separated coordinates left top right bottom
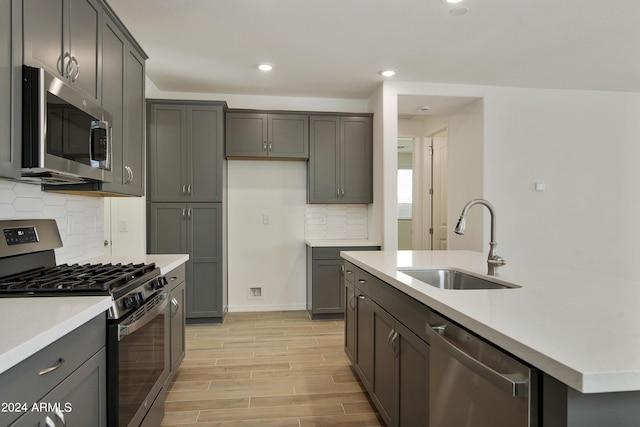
(427, 323, 529, 398)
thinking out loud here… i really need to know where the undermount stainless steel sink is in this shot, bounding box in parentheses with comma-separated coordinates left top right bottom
(398, 268, 519, 290)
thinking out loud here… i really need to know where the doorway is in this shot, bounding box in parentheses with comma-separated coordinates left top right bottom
(396, 130, 448, 250)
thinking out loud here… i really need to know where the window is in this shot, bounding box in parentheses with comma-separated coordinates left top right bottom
(398, 169, 412, 219)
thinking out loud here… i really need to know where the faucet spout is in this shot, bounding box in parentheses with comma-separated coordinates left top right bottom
(455, 199, 506, 276)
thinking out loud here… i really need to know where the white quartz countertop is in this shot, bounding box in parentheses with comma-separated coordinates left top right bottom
(0, 254, 189, 375)
(0, 296, 112, 375)
(85, 253, 189, 275)
(305, 239, 381, 247)
(341, 250, 640, 394)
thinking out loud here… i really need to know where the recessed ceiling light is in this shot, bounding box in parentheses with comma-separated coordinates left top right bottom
(419, 105, 431, 112)
(258, 63, 273, 72)
(379, 69, 396, 77)
(442, 0, 464, 3)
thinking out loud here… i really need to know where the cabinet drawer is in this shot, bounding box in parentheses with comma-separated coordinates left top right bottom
(343, 261, 356, 284)
(372, 280, 431, 344)
(0, 315, 106, 426)
(354, 267, 380, 297)
(165, 263, 186, 292)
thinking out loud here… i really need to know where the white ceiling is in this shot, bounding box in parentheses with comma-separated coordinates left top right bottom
(108, 0, 640, 103)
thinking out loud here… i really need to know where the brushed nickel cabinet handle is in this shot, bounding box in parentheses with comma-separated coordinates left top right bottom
(39, 358, 65, 375)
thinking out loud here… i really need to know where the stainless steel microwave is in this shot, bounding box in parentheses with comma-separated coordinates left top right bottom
(21, 66, 113, 184)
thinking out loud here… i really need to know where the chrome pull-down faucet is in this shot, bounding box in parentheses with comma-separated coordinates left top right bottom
(454, 199, 506, 276)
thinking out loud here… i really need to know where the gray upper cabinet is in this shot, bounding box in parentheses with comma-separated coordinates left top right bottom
(0, 0, 21, 179)
(23, 0, 102, 104)
(226, 112, 309, 159)
(148, 102, 224, 202)
(98, 13, 145, 196)
(308, 115, 373, 204)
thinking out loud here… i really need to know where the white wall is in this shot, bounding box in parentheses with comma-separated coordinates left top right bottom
(483, 87, 640, 278)
(375, 81, 640, 281)
(227, 160, 307, 311)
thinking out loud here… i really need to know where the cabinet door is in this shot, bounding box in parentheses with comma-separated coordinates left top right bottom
(225, 112, 268, 157)
(312, 259, 344, 315)
(121, 46, 145, 195)
(308, 116, 340, 203)
(268, 114, 308, 158)
(148, 203, 188, 254)
(344, 280, 356, 363)
(101, 17, 125, 188)
(372, 302, 396, 426)
(68, 0, 101, 103)
(341, 116, 372, 203)
(396, 322, 429, 427)
(148, 104, 188, 201)
(0, 0, 21, 179)
(23, 0, 65, 78)
(187, 203, 222, 318)
(12, 348, 107, 427)
(354, 288, 374, 392)
(188, 105, 223, 201)
(169, 280, 186, 372)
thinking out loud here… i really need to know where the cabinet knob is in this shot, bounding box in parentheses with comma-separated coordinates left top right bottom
(358, 279, 366, 284)
(357, 295, 366, 300)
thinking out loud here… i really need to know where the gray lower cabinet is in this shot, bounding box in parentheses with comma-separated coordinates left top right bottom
(344, 275, 356, 363)
(148, 102, 224, 202)
(0, 314, 107, 427)
(23, 0, 102, 104)
(308, 115, 373, 204)
(226, 112, 309, 159)
(165, 264, 186, 381)
(346, 264, 430, 427)
(354, 277, 374, 393)
(306, 246, 379, 319)
(372, 301, 430, 427)
(0, 0, 21, 179)
(149, 203, 223, 321)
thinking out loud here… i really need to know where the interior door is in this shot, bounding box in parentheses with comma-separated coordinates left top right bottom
(432, 135, 448, 249)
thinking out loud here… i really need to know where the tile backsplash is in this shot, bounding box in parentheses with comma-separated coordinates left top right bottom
(0, 180, 104, 264)
(305, 204, 368, 239)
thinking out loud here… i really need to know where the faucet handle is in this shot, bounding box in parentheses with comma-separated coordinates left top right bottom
(488, 256, 506, 266)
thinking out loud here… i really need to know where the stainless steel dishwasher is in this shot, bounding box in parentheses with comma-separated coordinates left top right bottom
(427, 312, 538, 427)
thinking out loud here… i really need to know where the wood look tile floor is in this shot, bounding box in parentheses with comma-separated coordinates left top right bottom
(161, 311, 384, 427)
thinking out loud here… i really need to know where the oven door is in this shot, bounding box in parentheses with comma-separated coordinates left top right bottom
(107, 292, 170, 427)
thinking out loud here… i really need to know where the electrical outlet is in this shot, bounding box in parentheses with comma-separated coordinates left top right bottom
(248, 286, 264, 300)
(119, 220, 128, 232)
(262, 214, 270, 225)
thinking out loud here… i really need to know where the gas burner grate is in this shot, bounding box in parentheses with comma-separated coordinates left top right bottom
(0, 262, 156, 295)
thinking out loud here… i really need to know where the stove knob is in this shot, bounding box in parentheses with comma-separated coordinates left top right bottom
(151, 276, 168, 290)
(123, 293, 142, 310)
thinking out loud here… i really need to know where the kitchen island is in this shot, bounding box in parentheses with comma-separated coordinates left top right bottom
(342, 250, 640, 426)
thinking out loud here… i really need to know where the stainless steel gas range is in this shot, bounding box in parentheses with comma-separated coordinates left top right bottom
(0, 219, 169, 427)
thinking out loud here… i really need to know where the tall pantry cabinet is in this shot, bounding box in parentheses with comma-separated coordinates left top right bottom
(147, 100, 227, 322)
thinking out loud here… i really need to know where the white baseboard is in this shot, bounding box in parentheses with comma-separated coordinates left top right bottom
(228, 303, 308, 312)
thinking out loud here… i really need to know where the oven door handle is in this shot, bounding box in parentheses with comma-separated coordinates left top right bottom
(118, 293, 169, 341)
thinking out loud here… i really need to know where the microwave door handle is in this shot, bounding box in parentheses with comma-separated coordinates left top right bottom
(89, 123, 95, 165)
(106, 125, 112, 169)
